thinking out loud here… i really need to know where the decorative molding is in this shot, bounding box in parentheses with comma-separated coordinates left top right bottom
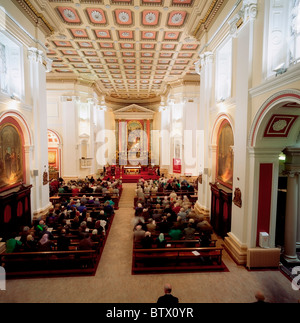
(192, 0, 226, 38)
(248, 89, 300, 147)
(228, 12, 242, 37)
(195, 51, 214, 75)
(224, 232, 248, 265)
(28, 47, 53, 72)
(114, 104, 155, 120)
(12, 0, 54, 36)
(241, 0, 258, 21)
(249, 64, 300, 98)
(32, 202, 52, 220)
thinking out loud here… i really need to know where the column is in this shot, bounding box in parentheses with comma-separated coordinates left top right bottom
(297, 174, 300, 247)
(61, 96, 79, 177)
(284, 173, 299, 262)
(28, 47, 52, 219)
(283, 147, 300, 262)
(195, 51, 213, 213)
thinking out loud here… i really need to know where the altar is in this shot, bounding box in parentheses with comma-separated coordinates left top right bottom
(123, 166, 141, 175)
(104, 165, 160, 183)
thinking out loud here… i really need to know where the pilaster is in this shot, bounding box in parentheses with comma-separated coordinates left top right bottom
(27, 46, 51, 218)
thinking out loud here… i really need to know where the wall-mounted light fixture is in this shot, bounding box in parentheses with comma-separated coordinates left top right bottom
(273, 63, 287, 76)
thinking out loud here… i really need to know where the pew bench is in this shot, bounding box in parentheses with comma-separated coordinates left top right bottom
(134, 239, 217, 249)
(132, 246, 224, 274)
(0, 250, 98, 278)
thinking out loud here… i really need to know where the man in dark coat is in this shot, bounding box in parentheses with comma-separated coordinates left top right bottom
(157, 284, 179, 305)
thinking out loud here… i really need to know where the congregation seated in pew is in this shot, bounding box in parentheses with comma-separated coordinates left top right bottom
(132, 185, 214, 250)
(3, 188, 115, 256)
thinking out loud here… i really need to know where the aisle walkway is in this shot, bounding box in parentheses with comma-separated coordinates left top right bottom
(0, 183, 299, 303)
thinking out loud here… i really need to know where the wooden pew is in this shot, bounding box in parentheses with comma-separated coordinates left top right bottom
(2, 213, 115, 279)
(133, 194, 198, 207)
(134, 239, 217, 249)
(0, 250, 98, 277)
(53, 192, 121, 209)
(132, 246, 224, 273)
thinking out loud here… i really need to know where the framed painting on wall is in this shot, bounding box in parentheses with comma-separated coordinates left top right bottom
(0, 123, 24, 190)
(216, 120, 234, 188)
(48, 149, 57, 167)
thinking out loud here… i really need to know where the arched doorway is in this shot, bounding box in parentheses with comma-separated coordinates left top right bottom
(248, 90, 300, 261)
(47, 130, 62, 180)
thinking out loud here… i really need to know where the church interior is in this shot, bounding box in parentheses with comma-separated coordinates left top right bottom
(0, 0, 300, 303)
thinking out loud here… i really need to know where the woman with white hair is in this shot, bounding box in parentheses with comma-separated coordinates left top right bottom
(155, 233, 166, 248)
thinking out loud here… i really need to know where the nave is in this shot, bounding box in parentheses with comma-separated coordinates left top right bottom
(0, 184, 299, 304)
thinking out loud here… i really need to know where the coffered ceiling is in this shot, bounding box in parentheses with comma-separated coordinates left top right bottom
(13, 0, 226, 103)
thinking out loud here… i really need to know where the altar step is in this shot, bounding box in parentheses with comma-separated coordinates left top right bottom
(104, 173, 159, 183)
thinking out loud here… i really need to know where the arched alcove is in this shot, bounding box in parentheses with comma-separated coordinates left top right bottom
(48, 129, 62, 180)
(247, 90, 300, 253)
(209, 113, 235, 239)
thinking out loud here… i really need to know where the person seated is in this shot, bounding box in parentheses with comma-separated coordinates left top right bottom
(37, 234, 54, 252)
(71, 215, 80, 230)
(152, 209, 161, 222)
(196, 216, 213, 234)
(57, 229, 71, 251)
(72, 186, 80, 197)
(23, 235, 38, 252)
(168, 224, 182, 240)
(94, 220, 104, 236)
(81, 195, 88, 204)
(172, 202, 181, 215)
(19, 226, 31, 245)
(94, 185, 102, 193)
(86, 216, 94, 229)
(183, 223, 196, 246)
(91, 229, 102, 244)
(157, 216, 171, 234)
(133, 225, 146, 248)
(78, 233, 93, 250)
(79, 221, 88, 238)
(135, 203, 143, 217)
(199, 231, 212, 247)
(141, 208, 150, 222)
(146, 218, 156, 234)
(90, 207, 100, 219)
(155, 233, 166, 248)
(162, 196, 169, 207)
(35, 220, 46, 235)
(5, 233, 22, 253)
(104, 201, 114, 217)
(87, 196, 94, 205)
(177, 208, 187, 222)
(141, 231, 154, 249)
(77, 202, 87, 214)
(94, 198, 101, 208)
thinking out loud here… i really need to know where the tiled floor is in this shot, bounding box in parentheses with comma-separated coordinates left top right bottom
(0, 183, 300, 303)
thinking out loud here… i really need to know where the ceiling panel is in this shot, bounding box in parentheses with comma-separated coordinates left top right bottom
(24, 0, 224, 101)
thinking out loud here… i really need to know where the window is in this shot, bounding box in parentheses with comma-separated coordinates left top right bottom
(0, 31, 23, 98)
(265, 0, 300, 77)
(215, 38, 232, 102)
(289, 0, 300, 64)
(78, 103, 90, 136)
